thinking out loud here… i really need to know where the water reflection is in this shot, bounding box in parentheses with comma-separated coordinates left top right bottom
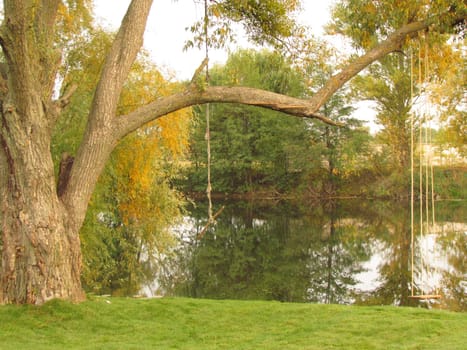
(152, 199, 466, 311)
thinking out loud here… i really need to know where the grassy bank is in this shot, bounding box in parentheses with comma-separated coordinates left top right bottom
(0, 297, 466, 349)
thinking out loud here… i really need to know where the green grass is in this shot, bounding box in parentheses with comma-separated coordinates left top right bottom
(0, 297, 466, 349)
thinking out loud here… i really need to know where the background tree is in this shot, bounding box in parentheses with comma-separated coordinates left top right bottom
(329, 0, 466, 193)
(0, 0, 464, 304)
(290, 37, 374, 198)
(351, 54, 413, 186)
(185, 49, 310, 194)
(306, 66, 371, 197)
(427, 34, 466, 159)
(185, 42, 374, 198)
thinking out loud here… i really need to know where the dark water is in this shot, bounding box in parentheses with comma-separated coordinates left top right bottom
(146, 199, 466, 311)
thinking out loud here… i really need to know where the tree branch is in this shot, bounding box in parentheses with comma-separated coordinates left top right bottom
(313, 10, 467, 108)
(190, 58, 209, 86)
(113, 85, 340, 139)
(113, 16, 464, 140)
(61, 0, 154, 225)
(88, 0, 154, 124)
(312, 21, 428, 109)
(57, 84, 78, 109)
(35, 0, 62, 98)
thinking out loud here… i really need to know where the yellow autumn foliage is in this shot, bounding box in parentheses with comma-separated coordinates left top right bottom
(113, 53, 191, 229)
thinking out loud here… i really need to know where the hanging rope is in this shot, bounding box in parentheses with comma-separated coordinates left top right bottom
(410, 47, 415, 297)
(424, 40, 430, 247)
(424, 40, 440, 299)
(425, 40, 436, 233)
(409, 38, 441, 300)
(204, 0, 213, 223)
(197, 0, 224, 240)
(418, 41, 426, 295)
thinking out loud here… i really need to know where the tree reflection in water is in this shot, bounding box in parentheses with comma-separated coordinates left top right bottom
(154, 199, 466, 311)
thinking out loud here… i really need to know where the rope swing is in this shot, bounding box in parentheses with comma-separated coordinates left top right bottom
(197, 0, 224, 240)
(409, 40, 441, 301)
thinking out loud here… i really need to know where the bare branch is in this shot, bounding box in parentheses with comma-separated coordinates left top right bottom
(113, 85, 340, 139)
(88, 0, 154, 123)
(112, 18, 453, 139)
(57, 84, 78, 108)
(190, 58, 209, 86)
(313, 10, 467, 107)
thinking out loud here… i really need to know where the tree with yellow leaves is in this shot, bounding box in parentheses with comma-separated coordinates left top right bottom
(329, 0, 465, 190)
(54, 30, 191, 294)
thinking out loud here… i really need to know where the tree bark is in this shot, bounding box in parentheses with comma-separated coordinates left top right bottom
(61, 0, 154, 226)
(1, 194, 85, 304)
(0, 0, 86, 304)
(0, 0, 154, 305)
(0, 92, 85, 303)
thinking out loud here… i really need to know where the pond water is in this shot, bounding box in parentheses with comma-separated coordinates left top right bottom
(144, 199, 466, 311)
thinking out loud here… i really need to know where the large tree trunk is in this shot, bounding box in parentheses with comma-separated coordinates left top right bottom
(0, 0, 154, 305)
(0, 0, 86, 304)
(1, 197, 85, 304)
(0, 88, 85, 303)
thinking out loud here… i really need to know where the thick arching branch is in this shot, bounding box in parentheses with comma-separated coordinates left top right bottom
(113, 86, 337, 139)
(313, 10, 466, 107)
(63, 3, 466, 227)
(312, 21, 428, 108)
(113, 17, 456, 139)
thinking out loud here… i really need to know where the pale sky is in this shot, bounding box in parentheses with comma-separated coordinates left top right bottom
(93, 0, 379, 132)
(93, 0, 336, 80)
